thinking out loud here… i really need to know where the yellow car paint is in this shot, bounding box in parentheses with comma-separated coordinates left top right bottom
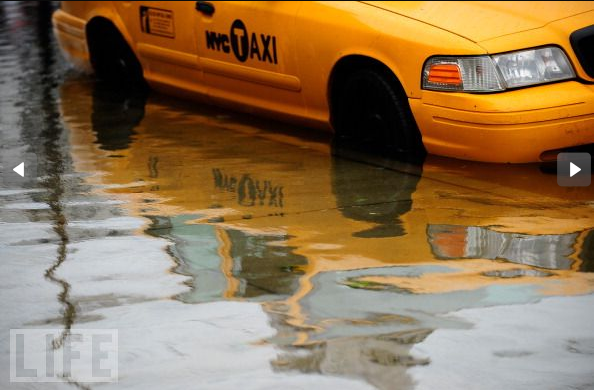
(53, 1, 594, 163)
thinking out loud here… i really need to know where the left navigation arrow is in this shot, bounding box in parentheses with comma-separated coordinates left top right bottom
(13, 162, 24, 177)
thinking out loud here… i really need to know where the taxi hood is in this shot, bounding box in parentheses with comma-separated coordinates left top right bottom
(363, 1, 594, 43)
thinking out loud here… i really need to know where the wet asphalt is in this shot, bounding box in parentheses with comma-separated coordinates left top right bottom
(1, 3, 594, 389)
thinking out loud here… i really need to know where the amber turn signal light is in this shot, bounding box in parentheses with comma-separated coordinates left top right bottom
(427, 64, 462, 85)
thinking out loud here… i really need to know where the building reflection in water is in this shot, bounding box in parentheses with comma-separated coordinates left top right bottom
(579, 230, 594, 272)
(146, 215, 307, 303)
(62, 75, 594, 390)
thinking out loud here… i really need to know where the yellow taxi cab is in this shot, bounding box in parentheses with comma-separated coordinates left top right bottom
(53, 1, 594, 163)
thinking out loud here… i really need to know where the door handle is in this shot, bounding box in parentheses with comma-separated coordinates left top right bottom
(196, 1, 215, 16)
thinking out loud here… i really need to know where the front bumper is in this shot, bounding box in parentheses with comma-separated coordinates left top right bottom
(411, 81, 594, 163)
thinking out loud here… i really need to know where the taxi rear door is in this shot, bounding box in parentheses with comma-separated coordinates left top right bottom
(118, 1, 206, 95)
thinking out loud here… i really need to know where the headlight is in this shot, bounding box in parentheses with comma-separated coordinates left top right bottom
(422, 46, 575, 92)
(492, 47, 575, 88)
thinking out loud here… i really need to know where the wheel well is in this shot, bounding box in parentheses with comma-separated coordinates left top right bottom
(328, 55, 407, 129)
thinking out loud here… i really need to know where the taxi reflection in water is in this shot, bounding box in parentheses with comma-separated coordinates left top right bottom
(61, 77, 594, 388)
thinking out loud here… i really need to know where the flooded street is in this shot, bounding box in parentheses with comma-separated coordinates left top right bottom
(1, 3, 594, 389)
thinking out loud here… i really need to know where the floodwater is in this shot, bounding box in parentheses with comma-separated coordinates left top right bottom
(1, 3, 594, 389)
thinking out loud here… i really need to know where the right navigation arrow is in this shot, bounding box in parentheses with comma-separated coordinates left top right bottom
(557, 152, 591, 187)
(569, 162, 581, 177)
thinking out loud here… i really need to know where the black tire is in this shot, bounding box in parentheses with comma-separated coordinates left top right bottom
(88, 23, 144, 85)
(333, 68, 424, 157)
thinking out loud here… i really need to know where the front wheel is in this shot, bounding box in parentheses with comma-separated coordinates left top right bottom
(333, 68, 425, 158)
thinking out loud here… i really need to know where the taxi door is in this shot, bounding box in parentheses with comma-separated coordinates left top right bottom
(194, 1, 305, 119)
(116, 1, 206, 95)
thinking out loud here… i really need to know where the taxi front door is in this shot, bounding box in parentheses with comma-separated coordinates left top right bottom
(194, 1, 304, 118)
